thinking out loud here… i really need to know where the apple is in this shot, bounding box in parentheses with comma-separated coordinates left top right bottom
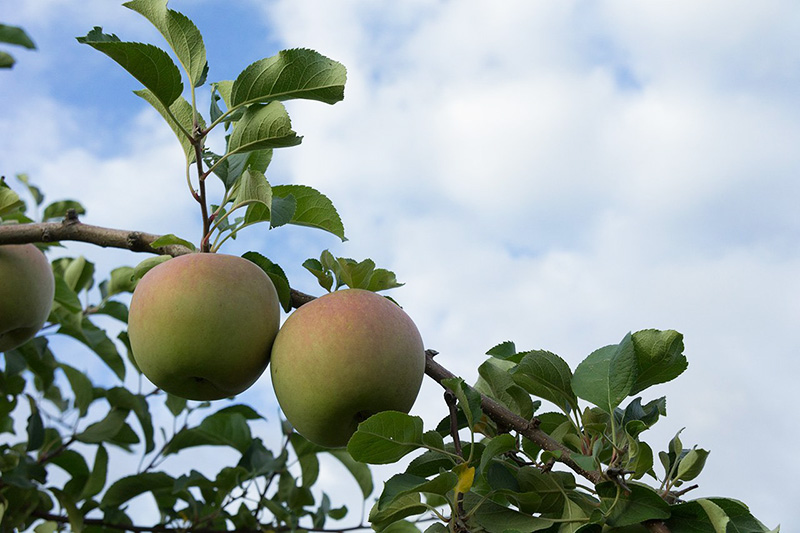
(270, 288, 425, 448)
(0, 244, 55, 352)
(128, 253, 281, 401)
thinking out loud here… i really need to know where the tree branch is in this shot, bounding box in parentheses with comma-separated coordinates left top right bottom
(1, 218, 604, 484)
(0, 214, 192, 257)
(425, 350, 605, 485)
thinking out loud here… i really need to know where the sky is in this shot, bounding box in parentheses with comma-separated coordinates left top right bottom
(2, 0, 799, 529)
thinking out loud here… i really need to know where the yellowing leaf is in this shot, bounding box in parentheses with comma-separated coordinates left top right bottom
(454, 464, 475, 495)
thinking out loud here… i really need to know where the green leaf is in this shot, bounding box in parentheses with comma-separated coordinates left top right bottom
(58, 317, 126, 381)
(60, 364, 94, 417)
(368, 493, 427, 532)
(123, 0, 207, 87)
(51, 488, 84, 533)
(134, 90, 200, 161)
(242, 251, 292, 312)
(347, 411, 424, 464)
(269, 193, 297, 229)
(478, 433, 517, 476)
(227, 102, 301, 155)
(630, 329, 688, 395)
(571, 333, 637, 413)
(272, 184, 345, 240)
(0, 185, 25, 219)
(101, 471, 174, 510)
(516, 468, 575, 514)
(289, 433, 320, 488)
(81, 444, 109, 499)
(164, 393, 186, 416)
(238, 439, 286, 476)
(328, 449, 374, 498)
(42, 200, 85, 221)
(55, 256, 95, 293)
(511, 350, 578, 413)
(661, 428, 685, 477)
(406, 450, 456, 478)
(49, 450, 90, 499)
(231, 48, 346, 107)
(149, 233, 196, 251)
(382, 521, 422, 533)
(367, 268, 404, 292)
(627, 440, 655, 480)
(486, 341, 521, 362)
(0, 51, 14, 69)
(336, 257, 376, 289)
(76, 408, 129, 443)
(101, 266, 137, 298)
(464, 491, 553, 532)
(560, 496, 591, 533)
(303, 258, 334, 292)
(596, 481, 670, 528)
(676, 447, 710, 482)
(211, 149, 272, 190)
(0, 24, 36, 49)
(620, 396, 667, 437)
(25, 398, 44, 451)
(232, 168, 272, 211)
(106, 388, 155, 454)
(475, 358, 534, 420)
(164, 410, 252, 455)
(52, 276, 82, 314)
(378, 472, 458, 511)
(132, 255, 170, 281)
(77, 27, 182, 108)
(442, 377, 483, 432)
(667, 498, 774, 533)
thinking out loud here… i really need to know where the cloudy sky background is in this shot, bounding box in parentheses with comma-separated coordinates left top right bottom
(2, 0, 798, 528)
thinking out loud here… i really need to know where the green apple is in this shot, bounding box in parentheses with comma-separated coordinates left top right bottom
(0, 244, 55, 352)
(270, 288, 425, 448)
(128, 252, 281, 401)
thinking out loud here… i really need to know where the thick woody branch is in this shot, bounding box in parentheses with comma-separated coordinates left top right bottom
(0, 213, 192, 257)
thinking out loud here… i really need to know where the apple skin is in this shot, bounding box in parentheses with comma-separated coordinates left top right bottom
(128, 253, 281, 401)
(270, 288, 425, 448)
(0, 244, 55, 352)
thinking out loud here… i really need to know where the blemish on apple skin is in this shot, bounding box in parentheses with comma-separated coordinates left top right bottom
(192, 376, 207, 384)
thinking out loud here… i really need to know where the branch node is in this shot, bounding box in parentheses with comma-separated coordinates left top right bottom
(127, 231, 145, 251)
(63, 208, 80, 225)
(426, 349, 439, 358)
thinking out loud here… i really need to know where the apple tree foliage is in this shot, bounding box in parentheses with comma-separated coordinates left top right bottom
(0, 3, 779, 533)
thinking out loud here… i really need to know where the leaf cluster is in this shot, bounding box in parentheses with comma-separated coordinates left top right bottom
(344, 331, 775, 532)
(76, 0, 348, 254)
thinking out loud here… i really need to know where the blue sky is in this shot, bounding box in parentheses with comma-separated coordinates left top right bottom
(3, 1, 799, 528)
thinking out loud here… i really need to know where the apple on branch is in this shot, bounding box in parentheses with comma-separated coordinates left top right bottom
(270, 288, 426, 448)
(0, 244, 56, 352)
(127, 253, 281, 401)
